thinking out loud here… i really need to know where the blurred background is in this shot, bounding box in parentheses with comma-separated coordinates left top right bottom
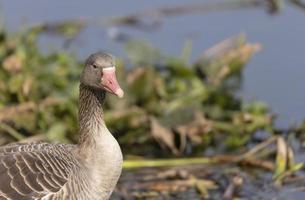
(0, 0, 305, 199)
(2, 0, 305, 127)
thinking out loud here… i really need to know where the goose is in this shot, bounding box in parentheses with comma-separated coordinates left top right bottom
(0, 52, 124, 200)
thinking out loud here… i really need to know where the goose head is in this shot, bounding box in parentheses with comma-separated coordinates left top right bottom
(80, 52, 124, 98)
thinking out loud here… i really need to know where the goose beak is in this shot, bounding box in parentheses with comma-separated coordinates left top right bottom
(101, 67, 124, 98)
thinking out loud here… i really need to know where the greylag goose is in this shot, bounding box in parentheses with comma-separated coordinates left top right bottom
(0, 52, 124, 200)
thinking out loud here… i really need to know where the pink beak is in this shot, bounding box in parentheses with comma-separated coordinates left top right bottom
(101, 67, 124, 98)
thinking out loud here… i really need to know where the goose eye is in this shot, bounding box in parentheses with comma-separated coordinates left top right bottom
(92, 64, 98, 69)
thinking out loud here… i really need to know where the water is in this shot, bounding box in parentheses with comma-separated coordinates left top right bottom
(0, 1, 305, 198)
(1, 1, 304, 128)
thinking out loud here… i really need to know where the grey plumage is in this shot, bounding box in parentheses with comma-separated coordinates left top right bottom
(0, 52, 123, 200)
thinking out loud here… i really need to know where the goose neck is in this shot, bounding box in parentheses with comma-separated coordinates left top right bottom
(77, 83, 106, 153)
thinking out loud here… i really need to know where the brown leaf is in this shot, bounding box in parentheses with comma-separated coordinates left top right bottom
(223, 176, 243, 200)
(274, 136, 288, 179)
(126, 67, 146, 84)
(143, 169, 190, 181)
(22, 78, 33, 97)
(150, 117, 179, 155)
(287, 146, 295, 170)
(2, 54, 23, 74)
(195, 34, 262, 86)
(0, 97, 63, 122)
(134, 177, 216, 194)
(175, 111, 212, 144)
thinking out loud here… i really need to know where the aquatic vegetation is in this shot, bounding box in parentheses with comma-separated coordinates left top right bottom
(0, 26, 304, 198)
(0, 27, 272, 153)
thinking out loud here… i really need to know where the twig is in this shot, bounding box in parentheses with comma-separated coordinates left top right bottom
(223, 176, 243, 200)
(283, 175, 305, 184)
(240, 158, 275, 171)
(238, 136, 277, 160)
(18, 134, 45, 143)
(123, 137, 281, 171)
(0, 123, 25, 140)
(123, 157, 215, 169)
(215, 155, 275, 171)
(123, 155, 275, 171)
(105, 0, 264, 29)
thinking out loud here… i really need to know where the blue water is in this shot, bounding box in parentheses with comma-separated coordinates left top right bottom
(1, 1, 304, 128)
(1, 1, 305, 199)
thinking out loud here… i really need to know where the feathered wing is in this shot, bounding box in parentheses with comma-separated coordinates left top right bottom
(0, 143, 77, 200)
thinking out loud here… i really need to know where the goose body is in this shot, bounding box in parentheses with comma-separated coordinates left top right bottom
(0, 52, 124, 200)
